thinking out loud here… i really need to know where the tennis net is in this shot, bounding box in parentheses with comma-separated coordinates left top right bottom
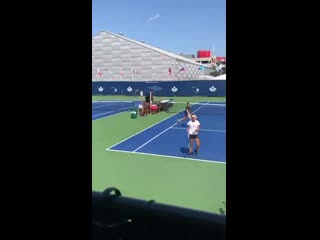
(161, 101, 226, 116)
(92, 100, 137, 112)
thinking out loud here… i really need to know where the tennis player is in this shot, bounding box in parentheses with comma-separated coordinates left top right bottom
(177, 102, 191, 123)
(187, 114, 200, 155)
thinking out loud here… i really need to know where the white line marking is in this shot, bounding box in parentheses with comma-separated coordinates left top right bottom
(93, 111, 126, 121)
(92, 103, 115, 109)
(171, 127, 226, 133)
(92, 102, 122, 110)
(92, 101, 135, 110)
(93, 112, 127, 121)
(92, 100, 133, 103)
(93, 105, 132, 112)
(131, 103, 209, 152)
(188, 102, 208, 113)
(133, 122, 178, 152)
(92, 111, 113, 117)
(92, 106, 132, 118)
(105, 109, 186, 150)
(107, 148, 226, 164)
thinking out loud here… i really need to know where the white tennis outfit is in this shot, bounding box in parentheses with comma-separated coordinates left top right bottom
(187, 120, 200, 135)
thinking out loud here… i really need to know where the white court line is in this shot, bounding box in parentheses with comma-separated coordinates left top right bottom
(93, 104, 132, 112)
(105, 107, 187, 150)
(133, 122, 178, 152)
(92, 103, 119, 110)
(107, 148, 226, 164)
(93, 111, 126, 121)
(92, 106, 132, 118)
(92, 111, 113, 117)
(171, 127, 226, 133)
(132, 103, 209, 152)
(92, 100, 133, 103)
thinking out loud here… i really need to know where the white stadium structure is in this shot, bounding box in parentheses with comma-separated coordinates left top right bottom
(92, 31, 213, 81)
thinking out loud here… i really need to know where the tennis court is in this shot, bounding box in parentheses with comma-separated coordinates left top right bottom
(107, 102, 225, 163)
(92, 100, 140, 120)
(92, 96, 226, 214)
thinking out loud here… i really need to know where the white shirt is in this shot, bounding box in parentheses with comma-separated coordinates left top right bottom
(187, 120, 200, 135)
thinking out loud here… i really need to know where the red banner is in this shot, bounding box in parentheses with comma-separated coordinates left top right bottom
(216, 56, 226, 62)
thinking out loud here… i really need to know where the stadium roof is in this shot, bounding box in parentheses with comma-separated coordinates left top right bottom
(93, 31, 207, 67)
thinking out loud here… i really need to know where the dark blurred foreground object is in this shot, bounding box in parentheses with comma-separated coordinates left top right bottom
(92, 188, 226, 240)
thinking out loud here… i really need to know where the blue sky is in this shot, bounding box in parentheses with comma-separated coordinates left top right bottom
(92, 0, 226, 56)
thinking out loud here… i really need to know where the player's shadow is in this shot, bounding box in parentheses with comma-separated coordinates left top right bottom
(180, 147, 189, 154)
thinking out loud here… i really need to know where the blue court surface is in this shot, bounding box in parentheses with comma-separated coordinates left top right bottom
(106, 102, 226, 163)
(92, 100, 139, 120)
